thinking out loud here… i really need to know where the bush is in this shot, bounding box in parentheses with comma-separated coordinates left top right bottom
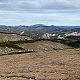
(0, 42, 23, 50)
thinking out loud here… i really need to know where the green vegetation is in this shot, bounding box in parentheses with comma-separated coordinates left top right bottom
(50, 39, 80, 48)
(67, 41, 80, 48)
(0, 42, 24, 50)
(9, 40, 36, 44)
(33, 39, 80, 48)
(0, 40, 39, 50)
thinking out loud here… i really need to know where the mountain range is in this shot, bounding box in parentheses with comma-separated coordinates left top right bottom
(0, 24, 80, 31)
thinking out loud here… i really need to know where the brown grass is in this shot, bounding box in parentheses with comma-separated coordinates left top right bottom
(18, 41, 71, 52)
(0, 49, 80, 80)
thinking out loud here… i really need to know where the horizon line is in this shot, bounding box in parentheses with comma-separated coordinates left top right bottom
(0, 24, 80, 26)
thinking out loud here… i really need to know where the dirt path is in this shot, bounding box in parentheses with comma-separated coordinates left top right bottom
(0, 49, 80, 80)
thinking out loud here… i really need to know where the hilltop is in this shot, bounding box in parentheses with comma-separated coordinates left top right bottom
(0, 33, 31, 42)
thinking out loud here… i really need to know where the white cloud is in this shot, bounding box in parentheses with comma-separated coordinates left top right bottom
(0, 0, 80, 25)
(0, 0, 80, 13)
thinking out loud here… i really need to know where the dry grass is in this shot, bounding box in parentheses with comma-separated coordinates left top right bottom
(0, 48, 80, 80)
(18, 41, 71, 51)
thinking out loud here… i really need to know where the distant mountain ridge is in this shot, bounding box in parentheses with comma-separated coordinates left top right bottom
(0, 24, 80, 31)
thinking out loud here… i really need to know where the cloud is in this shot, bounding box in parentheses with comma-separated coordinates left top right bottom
(0, 0, 80, 25)
(0, 0, 80, 13)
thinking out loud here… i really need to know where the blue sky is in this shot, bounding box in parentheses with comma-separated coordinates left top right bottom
(0, 0, 80, 26)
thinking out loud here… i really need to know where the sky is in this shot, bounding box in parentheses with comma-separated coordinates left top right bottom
(0, 0, 80, 26)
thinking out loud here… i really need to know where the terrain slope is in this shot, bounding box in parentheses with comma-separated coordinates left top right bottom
(0, 49, 80, 80)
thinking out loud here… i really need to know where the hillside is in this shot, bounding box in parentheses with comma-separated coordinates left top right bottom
(0, 33, 32, 54)
(18, 40, 71, 52)
(0, 40, 71, 55)
(0, 49, 80, 80)
(0, 33, 31, 42)
(0, 33, 73, 55)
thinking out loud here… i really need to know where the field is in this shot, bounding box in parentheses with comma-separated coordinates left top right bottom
(0, 49, 80, 80)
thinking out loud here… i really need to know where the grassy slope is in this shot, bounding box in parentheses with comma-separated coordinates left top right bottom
(0, 49, 80, 80)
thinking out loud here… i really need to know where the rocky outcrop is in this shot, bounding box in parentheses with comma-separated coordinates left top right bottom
(0, 47, 19, 55)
